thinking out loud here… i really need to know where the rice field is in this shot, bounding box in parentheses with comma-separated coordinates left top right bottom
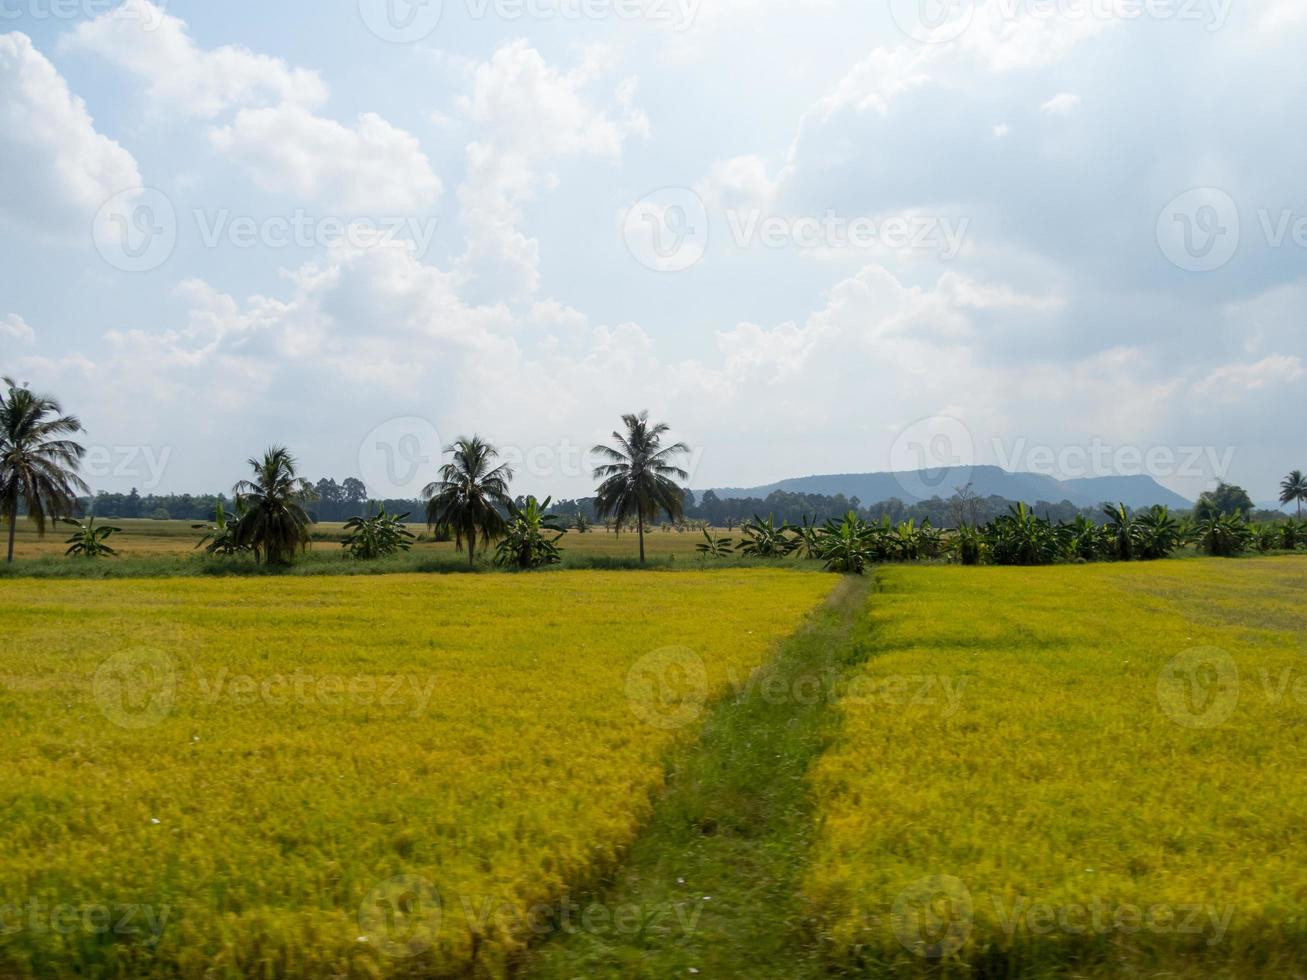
(803, 558, 1307, 976)
(0, 570, 833, 977)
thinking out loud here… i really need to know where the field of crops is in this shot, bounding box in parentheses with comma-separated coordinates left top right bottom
(804, 558, 1307, 975)
(0, 570, 833, 977)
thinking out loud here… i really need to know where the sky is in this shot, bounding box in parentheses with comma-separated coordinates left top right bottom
(1, 0, 1304, 504)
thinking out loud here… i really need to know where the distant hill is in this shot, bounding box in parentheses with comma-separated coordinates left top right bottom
(704, 465, 1191, 510)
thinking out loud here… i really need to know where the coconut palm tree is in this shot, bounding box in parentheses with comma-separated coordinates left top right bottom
(1280, 470, 1307, 517)
(591, 412, 689, 564)
(423, 435, 514, 568)
(0, 378, 88, 563)
(232, 446, 315, 565)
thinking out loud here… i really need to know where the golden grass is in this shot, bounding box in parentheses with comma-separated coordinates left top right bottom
(4, 519, 747, 561)
(803, 557, 1307, 976)
(0, 570, 832, 977)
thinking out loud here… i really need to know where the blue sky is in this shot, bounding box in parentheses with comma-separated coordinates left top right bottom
(1, 0, 1304, 503)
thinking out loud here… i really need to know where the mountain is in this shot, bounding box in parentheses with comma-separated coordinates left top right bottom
(704, 465, 1192, 510)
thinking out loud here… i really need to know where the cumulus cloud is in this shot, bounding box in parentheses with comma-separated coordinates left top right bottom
(1040, 92, 1081, 115)
(454, 41, 649, 299)
(210, 105, 442, 213)
(62, 0, 327, 118)
(0, 32, 141, 237)
(1, 313, 35, 345)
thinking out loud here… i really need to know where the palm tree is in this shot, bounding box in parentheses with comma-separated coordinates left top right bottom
(232, 447, 315, 565)
(0, 378, 88, 563)
(591, 412, 689, 564)
(1280, 470, 1307, 517)
(423, 435, 514, 568)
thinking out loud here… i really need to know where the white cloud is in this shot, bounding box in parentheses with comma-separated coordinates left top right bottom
(1192, 354, 1305, 403)
(454, 41, 649, 299)
(1040, 92, 1081, 116)
(62, 0, 326, 118)
(0, 32, 141, 237)
(993, 123, 1010, 138)
(210, 105, 442, 213)
(695, 155, 782, 210)
(1, 313, 35, 345)
(810, 45, 937, 120)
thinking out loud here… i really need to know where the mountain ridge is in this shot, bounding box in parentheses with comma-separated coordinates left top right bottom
(702, 465, 1192, 510)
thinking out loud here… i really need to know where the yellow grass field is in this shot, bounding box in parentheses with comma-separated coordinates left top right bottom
(0, 570, 832, 977)
(803, 558, 1307, 975)
(4, 519, 745, 562)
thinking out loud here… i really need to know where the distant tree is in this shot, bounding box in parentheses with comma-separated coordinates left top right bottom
(0, 377, 88, 563)
(1194, 482, 1255, 520)
(232, 446, 316, 565)
(591, 412, 689, 564)
(423, 436, 514, 568)
(1280, 470, 1307, 517)
(341, 477, 368, 517)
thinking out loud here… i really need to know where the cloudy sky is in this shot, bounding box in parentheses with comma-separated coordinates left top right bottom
(1, 0, 1304, 503)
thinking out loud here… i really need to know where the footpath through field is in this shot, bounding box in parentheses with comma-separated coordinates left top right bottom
(524, 574, 877, 978)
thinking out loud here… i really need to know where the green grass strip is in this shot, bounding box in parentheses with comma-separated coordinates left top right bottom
(522, 573, 876, 978)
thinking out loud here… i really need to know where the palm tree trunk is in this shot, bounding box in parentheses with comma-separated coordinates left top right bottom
(469, 542, 476, 568)
(638, 512, 645, 564)
(5, 502, 15, 563)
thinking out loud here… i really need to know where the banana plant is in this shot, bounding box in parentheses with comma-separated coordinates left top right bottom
(1102, 503, 1137, 561)
(695, 528, 735, 559)
(62, 516, 122, 558)
(790, 516, 822, 559)
(342, 505, 416, 560)
(494, 496, 568, 569)
(193, 501, 250, 557)
(1194, 512, 1253, 557)
(1134, 505, 1181, 560)
(815, 511, 877, 574)
(736, 514, 798, 558)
